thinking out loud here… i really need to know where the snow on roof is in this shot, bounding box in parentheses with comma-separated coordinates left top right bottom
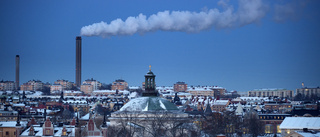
(63, 100, 87, 104)
(25, 91, 43, 97)
(18, 91, 33, 94)
(13, 104, 25, 107)
(232, 98, 242, 101)
(159, 100, 166, 110)
(251, 88, 287, 91)
(239, 97, 268, 101)
(295, 131, 320, 136)
(187, 87, 212, 91)
(93, 90, 130, 94)
(280, 117, 320, 130)
(235, 103, 244, 115)
(21, 125, 76, 136)
(156, 86, 173, 90)
(80, 113, 90, 120)
(119, 97, 178, 111)
(213, 100, 229, 105)
(64, 90, 82, 93)
(36, 109, 53, 114)
(129, 86, 140, 89)
(0, 121, 27, 127)
(187, 86, 225, 91)
(161, 92, 192, 97)
(128, 92, 138, 99)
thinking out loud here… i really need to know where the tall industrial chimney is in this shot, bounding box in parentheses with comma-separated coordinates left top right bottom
(76, 36, 82, 88)
(15, 55, 20, 90)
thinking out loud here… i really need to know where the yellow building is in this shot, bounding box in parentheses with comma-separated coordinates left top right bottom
(111, 79, 128, 90)
(0, 121, 26, 137)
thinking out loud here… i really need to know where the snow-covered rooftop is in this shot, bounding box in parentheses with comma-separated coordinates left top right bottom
(119, 97, 178, 112)
(250, 88, 287, 91)
(80, 113, 90, 120)
(64, 90, 82, 93)
(93, 90, 130, 94)
(280, 117, 320, 130)
(0, 121, 27, 127)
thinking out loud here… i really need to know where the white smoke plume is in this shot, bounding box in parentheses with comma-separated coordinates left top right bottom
(81, 0, 268, 37)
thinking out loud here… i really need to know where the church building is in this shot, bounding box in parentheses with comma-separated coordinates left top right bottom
(108, 66, 194, 137)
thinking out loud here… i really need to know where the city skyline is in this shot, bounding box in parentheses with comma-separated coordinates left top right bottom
(0, 0, 320, 92)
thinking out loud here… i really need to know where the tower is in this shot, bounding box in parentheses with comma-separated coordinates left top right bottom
(142, 65, 158, 96)
(16, 112, 23, 137)
(101, 112, 108, 137)
(76, 36, 82, 88)
(42, 117, 54, 136)
(15, 55, 19, 90)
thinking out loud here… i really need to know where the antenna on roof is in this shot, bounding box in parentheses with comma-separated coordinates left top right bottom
(149, 65, 151, 71)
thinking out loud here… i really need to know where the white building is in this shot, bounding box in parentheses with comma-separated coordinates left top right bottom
(82, 78, 101, 92)
(248, 88, 293, 98)
(279, 117, 320, 136)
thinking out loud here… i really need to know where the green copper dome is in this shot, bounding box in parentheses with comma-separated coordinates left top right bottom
(119, 97, 178, 112)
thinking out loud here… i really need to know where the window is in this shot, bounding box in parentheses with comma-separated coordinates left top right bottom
(6, 131, 9, 135)
(265, 125, 272, 133)
(277, 125, 281, 133)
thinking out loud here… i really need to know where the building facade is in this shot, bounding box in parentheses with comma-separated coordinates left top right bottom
(50, 84, 63, 93)
(20, 80, 44, 91)
(54, 79, 74, 90)
(0, 80, 15, 91)
(111, 79, 128, 91)
(258, 114, 291, 134)
(81, 84, 94, 94)
(280, 117, 320, 136)
(296, 87, 320, 97)
(174, 81, 188, 92)
(187, 86, 225, 97)
(82, 78, 101, 91)
(248, 88, 293, 98)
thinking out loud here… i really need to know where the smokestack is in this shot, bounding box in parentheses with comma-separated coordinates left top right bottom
(15, 55, 20, 90)
(76, 36, 82, 88)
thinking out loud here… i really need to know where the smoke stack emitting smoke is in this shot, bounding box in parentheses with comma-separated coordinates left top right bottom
(81, 0, 267, 37)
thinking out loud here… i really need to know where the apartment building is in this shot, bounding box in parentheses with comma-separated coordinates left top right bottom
(111, 79, 128, 90)
(248, 88, 293, 98)
(20, 80, 43, 91)
(296, 87, 320, 97)
(0, 80, 15, 91)
(174, 81, 188, 92)
(54, 79, 74, 90)
(82, 78, 101, 91)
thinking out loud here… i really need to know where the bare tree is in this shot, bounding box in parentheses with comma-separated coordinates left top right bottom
(243, 111, 264, 137)
(116, 111, 142, 137)
(110, 110, 197, 137)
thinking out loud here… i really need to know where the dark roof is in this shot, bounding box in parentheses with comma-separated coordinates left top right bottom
(115, 79, 125, 82)
(175, 82, 186, 84)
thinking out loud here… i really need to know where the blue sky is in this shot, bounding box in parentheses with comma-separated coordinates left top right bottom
(0, 0, 319, 92)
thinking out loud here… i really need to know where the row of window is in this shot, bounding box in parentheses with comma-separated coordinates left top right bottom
(259, 116, 285, 120)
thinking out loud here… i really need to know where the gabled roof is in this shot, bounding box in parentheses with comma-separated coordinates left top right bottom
(204, 103, 212, 115)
